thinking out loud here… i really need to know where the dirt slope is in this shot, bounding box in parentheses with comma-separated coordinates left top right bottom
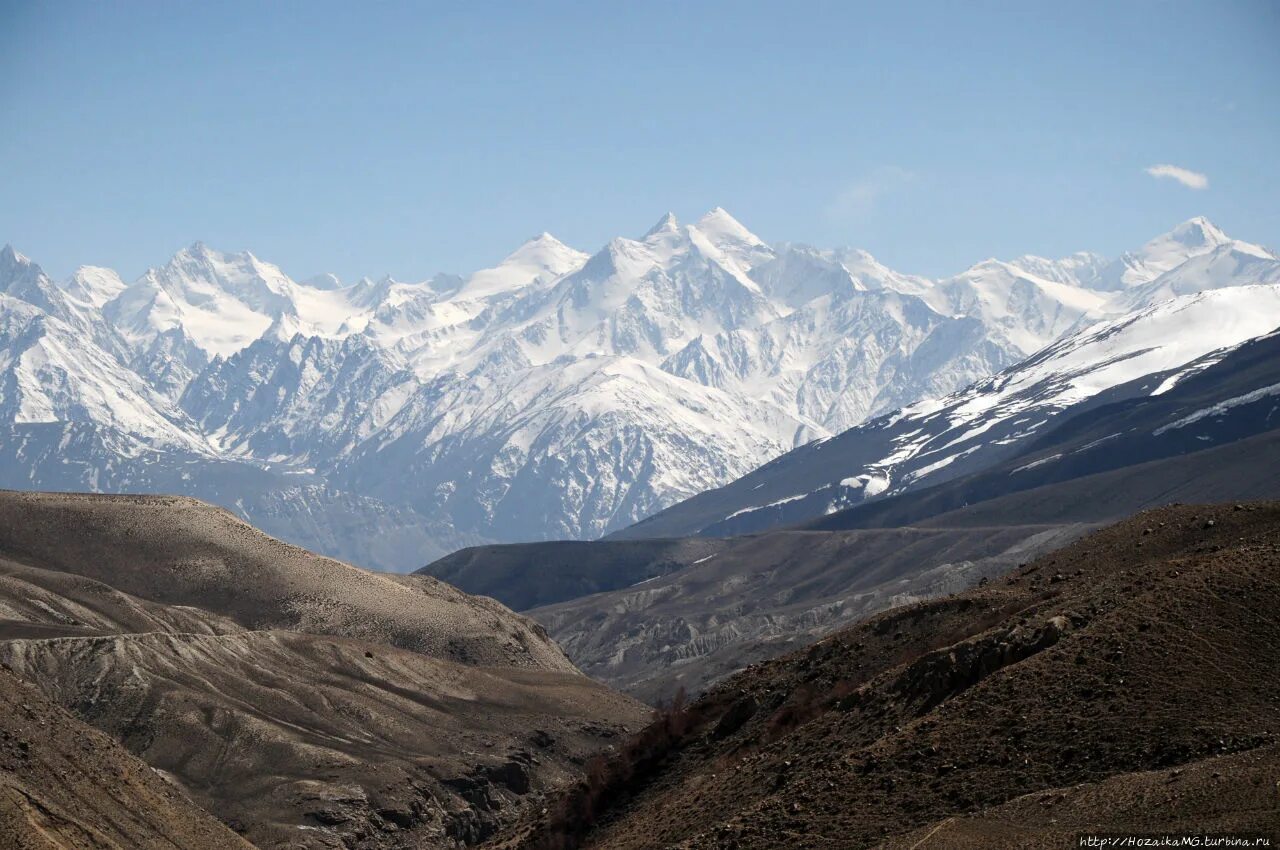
(0, 557, 242, 640)
(0, 490, 572, 671)
(0, 491, 650, 849)
(0, 665, 252, 850)
(878, 743, 1280, 849)
(495, 502, 1280, 849)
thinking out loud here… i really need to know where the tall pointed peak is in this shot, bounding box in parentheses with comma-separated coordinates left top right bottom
(643, 212, 681, 238)
(0, 244, 43, 287)
(64, 265, 127, 307)
(697, 206, 737, 225)
(1166, 216, 1228, 248)
(171, 240, 218, 264)
(508, 232, 575, 257)
(501, 232, 586, 267)
(1, 243, 28, 265)
(1095, 216, 1237, 290)
(0, 244, 56, 302)
(177, 240, 250, 261)
(526, 231, 566, 247)
(694, 207, 763, 246)
(458, 232, 587, 299)
(171, 241, 268, 272)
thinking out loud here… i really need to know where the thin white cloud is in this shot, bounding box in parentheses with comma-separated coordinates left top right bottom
(828, 166, 917, 220)
(1145, 163, 1209, 190)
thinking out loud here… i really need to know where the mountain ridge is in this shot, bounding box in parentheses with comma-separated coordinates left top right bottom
(2, 213, 1276, 569)
(616, 284, 1280, 541)
(426, 326, 1280, 701)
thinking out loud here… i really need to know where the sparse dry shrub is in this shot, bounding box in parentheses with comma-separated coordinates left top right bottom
(522, 687, 706, 849)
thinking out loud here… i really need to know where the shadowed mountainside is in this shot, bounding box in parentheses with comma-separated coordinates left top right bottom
(802, 327, 1280, 533)
(492, 502, 1280, 849)
(812, 427, 1280, 533)
(420, 538, 724, 612)
(546, 428, 1280, 703)
(526, 523, 1087, 703)
(422, 426, 1280, 704)
(616, 317, 1280, 542)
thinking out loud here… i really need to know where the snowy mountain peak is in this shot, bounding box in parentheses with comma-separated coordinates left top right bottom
(644, 212, 681, 238)
(100, 241, 298, 358)
(1167, 216, 1229, 249)
(168, 241, 268, 274)
(523, 231, 567, 248)
(159, 243, 295, 294)
(694, 207, 764, 247)
(455, 233, 588, 300)
(176, 240, 215, 260)
(0, 244, 47, 292)
(303, 273, 344, 290)
(1090, 217, 1236, 291)
(3, 212, 1277, 565)
(506, 232, 582, 264)
(158, 241, 293, 293)
(0, 244, 25, 266)
(1139, 217, 1230, 265)
(0, 245, 43, 288)
(64, 266, 128, 308)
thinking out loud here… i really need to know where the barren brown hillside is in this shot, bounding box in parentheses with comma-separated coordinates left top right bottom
(0, 491, 649, 849)
(0, 664, 253, 850)
(495, 502, 1280, 849)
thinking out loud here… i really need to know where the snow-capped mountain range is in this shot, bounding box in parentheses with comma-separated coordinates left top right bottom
(1, 211, 1276, 570)
(619, 282, 1280, 540)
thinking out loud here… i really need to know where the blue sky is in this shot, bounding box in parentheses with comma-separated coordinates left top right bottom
(2, 1, 1277, 283)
